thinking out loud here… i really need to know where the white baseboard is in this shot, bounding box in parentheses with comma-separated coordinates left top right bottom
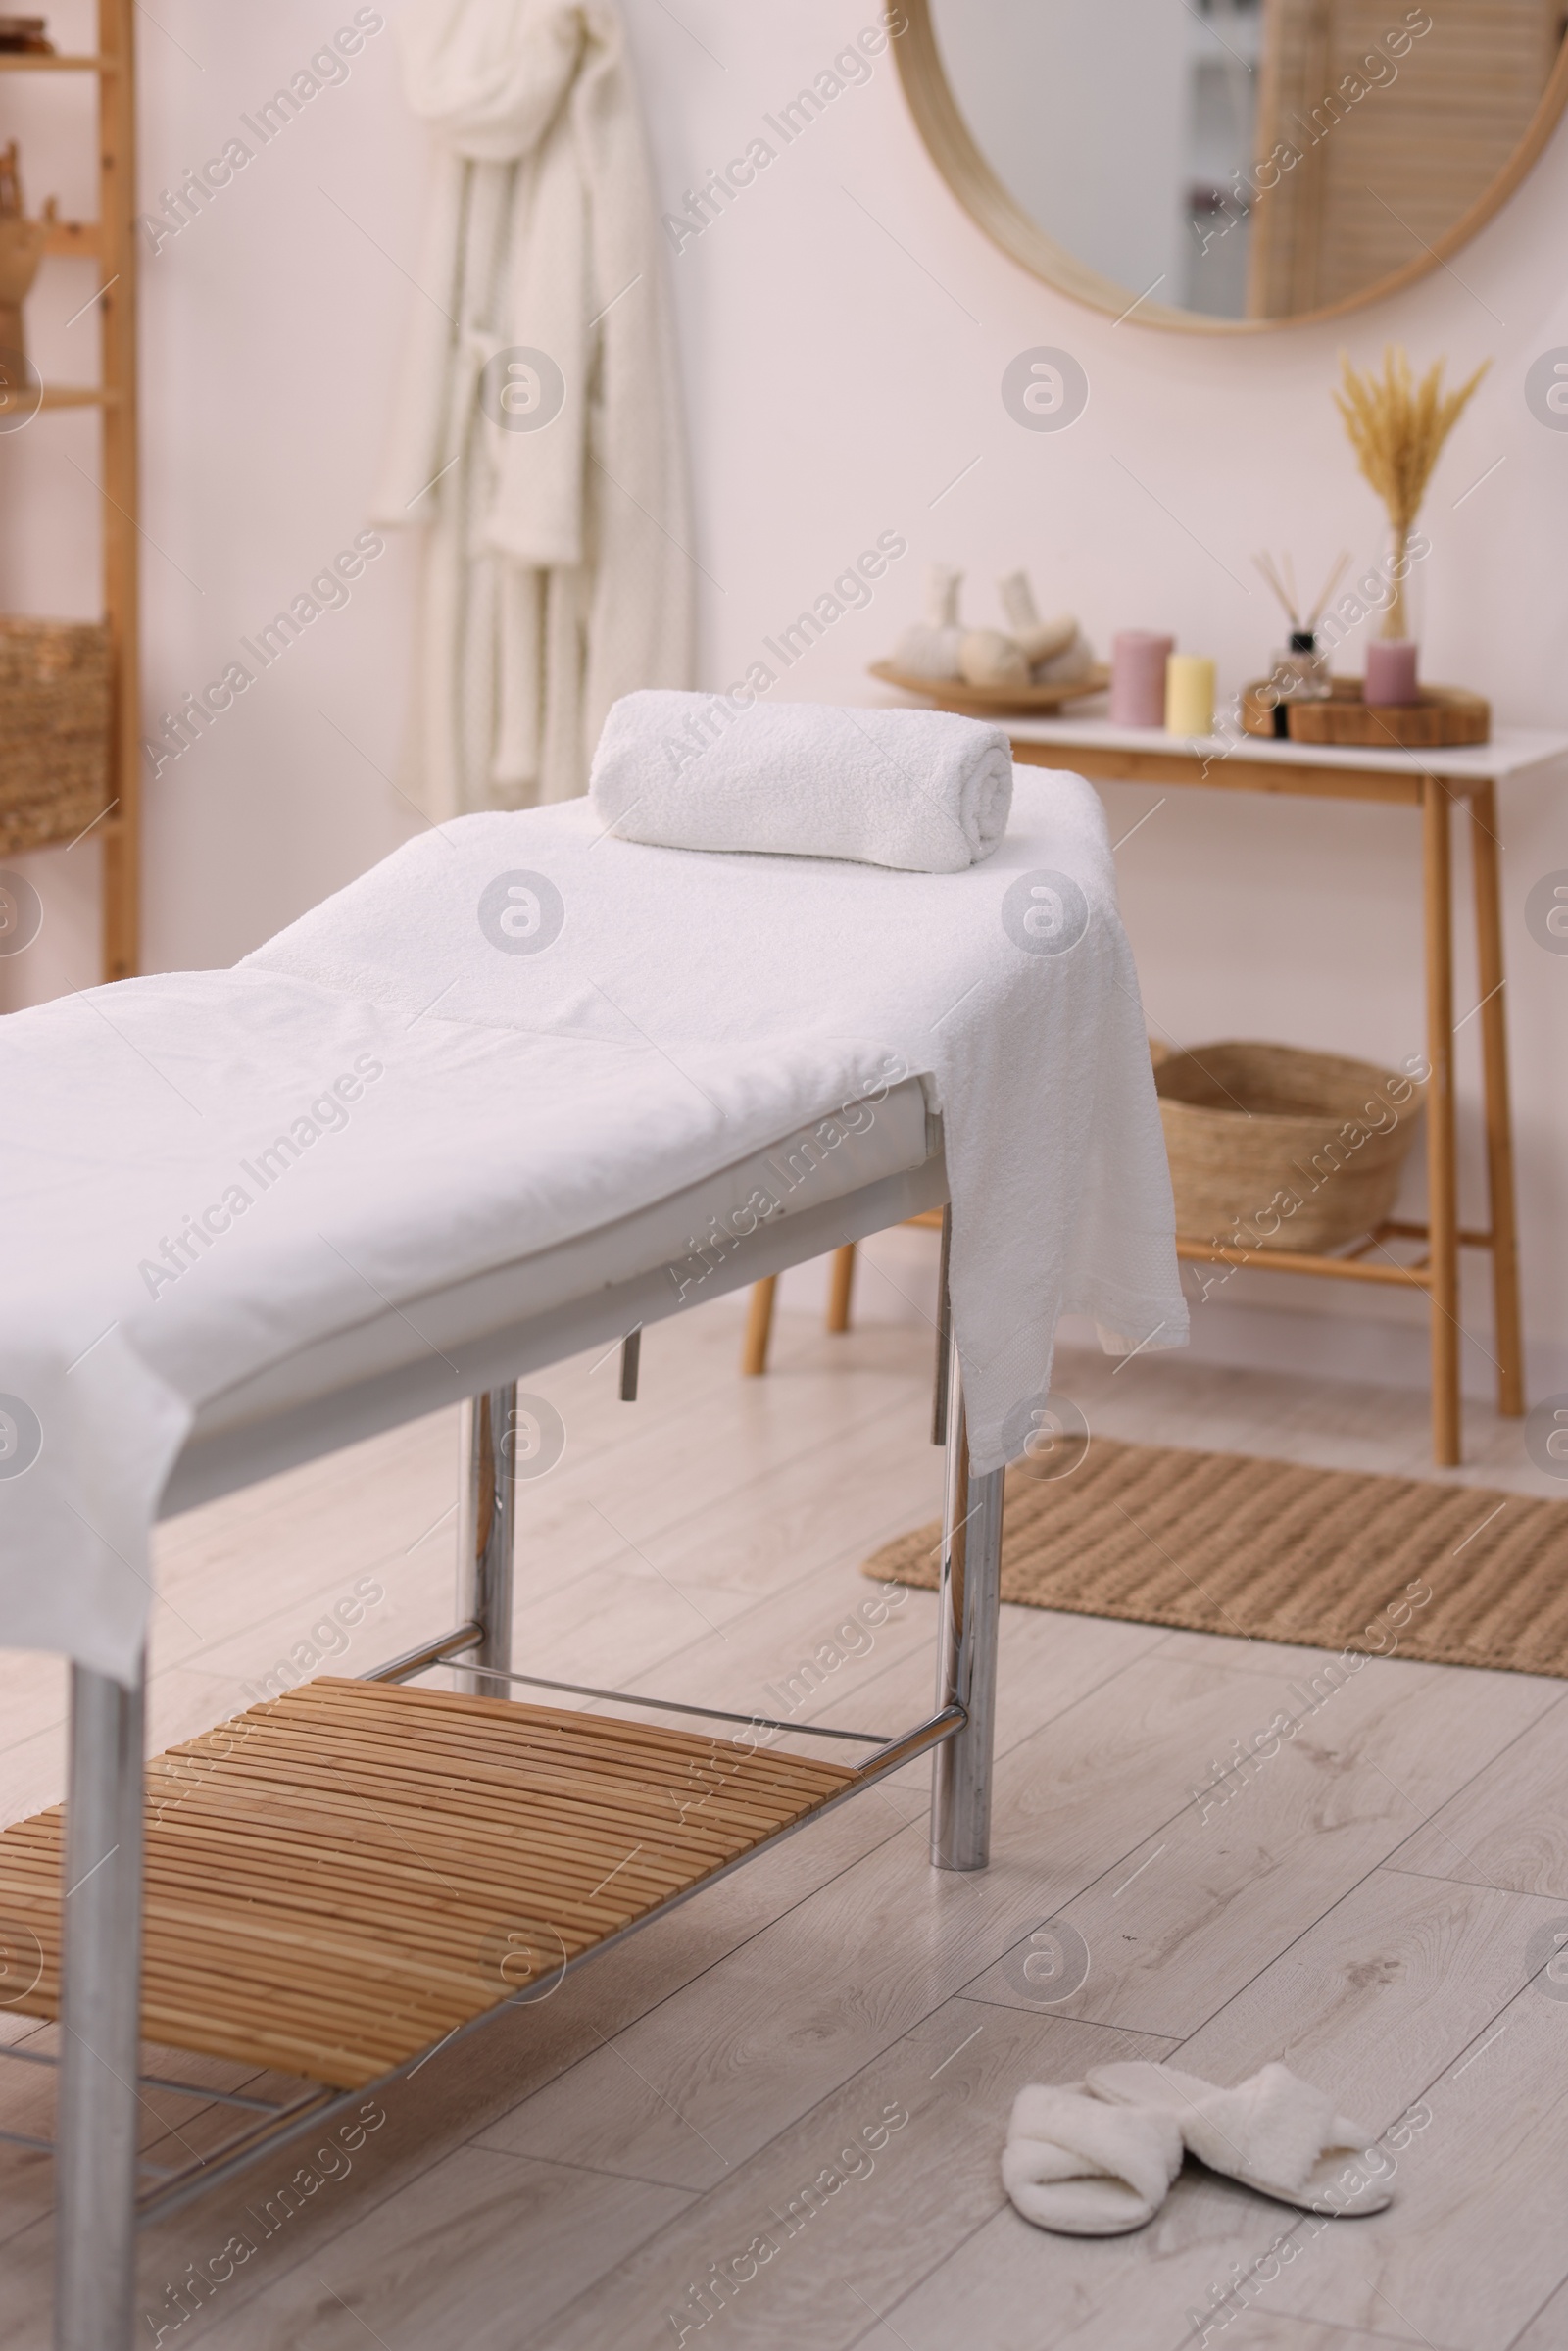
(770, 1225, 1568, 1405)
(1055, 1300, 1568, 1404)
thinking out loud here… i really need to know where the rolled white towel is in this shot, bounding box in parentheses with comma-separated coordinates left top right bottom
(1003, 2082, 1184, 2235)
(589, 691, 1013, 873)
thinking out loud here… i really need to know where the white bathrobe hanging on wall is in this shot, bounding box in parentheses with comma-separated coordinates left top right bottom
(375, 0, 693, 815)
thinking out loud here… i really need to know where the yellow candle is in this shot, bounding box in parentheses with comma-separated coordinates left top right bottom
(1165, 654, 1216, 736)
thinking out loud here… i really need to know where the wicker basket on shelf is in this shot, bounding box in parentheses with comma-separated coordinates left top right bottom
(0, 616, 112, 855)
(1151, 1039, 1425, 1254)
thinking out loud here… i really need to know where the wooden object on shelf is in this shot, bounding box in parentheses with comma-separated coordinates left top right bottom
(0, 1676, 855, 2089)
(1242, 675, 1491, 748)
(1151, 1039, 1425, 1257)
(0, 137, 52, 354)
(867, 657, 1110, 716)
(0, 615, 110, 851)
(0, 1, 138, 979)
(994, 714, 1567, 1464)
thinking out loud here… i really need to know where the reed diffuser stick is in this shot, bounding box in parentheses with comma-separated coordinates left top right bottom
(1252, 551, 1299, 627)
(1252, 550, 1349, 636)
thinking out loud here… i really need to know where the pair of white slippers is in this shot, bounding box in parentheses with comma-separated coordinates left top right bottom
(1004, 2060, 1394, 2236)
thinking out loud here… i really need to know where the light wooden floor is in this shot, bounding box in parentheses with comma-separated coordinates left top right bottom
(3, 1295, 1567, 2351)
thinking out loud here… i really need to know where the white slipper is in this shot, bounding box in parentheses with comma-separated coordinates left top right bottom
(1085, 2060, 1392, 2216)
(1003, 2081, 1185, 2235)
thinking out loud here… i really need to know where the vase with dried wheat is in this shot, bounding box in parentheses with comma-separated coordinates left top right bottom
(1334, 347, 1488, 642)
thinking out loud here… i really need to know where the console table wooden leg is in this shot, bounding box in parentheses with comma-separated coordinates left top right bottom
(1470, 780, 1525, 1417)
(1424, 777, 1461, 1465)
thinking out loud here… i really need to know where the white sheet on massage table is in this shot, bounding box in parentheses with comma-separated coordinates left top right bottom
(0, 767, 1184, 1684)
(184, 1076, 935, 1445)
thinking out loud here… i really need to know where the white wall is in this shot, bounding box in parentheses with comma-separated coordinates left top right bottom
(5, 0, 1567, 1401)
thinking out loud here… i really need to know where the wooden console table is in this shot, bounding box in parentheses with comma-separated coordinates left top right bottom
(1005, 713, 1568, 1465)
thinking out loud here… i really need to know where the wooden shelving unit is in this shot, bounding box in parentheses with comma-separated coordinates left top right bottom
(1, 0, 138, 980)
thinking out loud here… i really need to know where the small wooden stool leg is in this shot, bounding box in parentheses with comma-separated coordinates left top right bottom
(1471, 782, 1525, 1417)
(1424, 777, 1461, 1465)
(742, 1276, 777, 1376)
(826, 1243, 856, 1334)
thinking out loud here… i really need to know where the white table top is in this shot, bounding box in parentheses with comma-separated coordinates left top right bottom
(1002, 710, 1568, 783)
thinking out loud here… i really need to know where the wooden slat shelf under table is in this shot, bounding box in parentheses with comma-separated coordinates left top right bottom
(0, 1678, 856, 2092)
(999, 711, 1568, 1465)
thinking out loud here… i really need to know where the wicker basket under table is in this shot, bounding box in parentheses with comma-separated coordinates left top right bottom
(0, 615, 112, 855)
(1152, 1038, 1426, 1255)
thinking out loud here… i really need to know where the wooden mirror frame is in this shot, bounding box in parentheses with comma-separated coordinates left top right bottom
(891, 0, 1568, 333)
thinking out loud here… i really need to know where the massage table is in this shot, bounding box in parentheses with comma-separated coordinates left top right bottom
(0, 768, 1183, 2349)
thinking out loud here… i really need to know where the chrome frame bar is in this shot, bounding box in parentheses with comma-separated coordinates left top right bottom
(362, 1621, 482, 1685)
(0, 2040, 300, 2115)
(451, 1659, 891, 1744)
(930, 1338, 1005, 1871)
(57, 1659, 146, 2351)
(456, 1385, 516, 1697)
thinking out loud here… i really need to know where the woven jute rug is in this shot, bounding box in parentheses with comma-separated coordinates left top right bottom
(861, 1437, 1568, 1676)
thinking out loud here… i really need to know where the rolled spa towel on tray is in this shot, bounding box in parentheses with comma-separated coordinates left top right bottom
(589, 689, 1013, 872)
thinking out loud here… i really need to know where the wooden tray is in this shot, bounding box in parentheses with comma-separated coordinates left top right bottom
(1241, 676, 1491, 748)
(868, 658, 1110, 716)
(0, 1678, 854, 2088)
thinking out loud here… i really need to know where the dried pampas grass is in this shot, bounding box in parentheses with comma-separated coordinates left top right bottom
(1334, 346, 1488, 638)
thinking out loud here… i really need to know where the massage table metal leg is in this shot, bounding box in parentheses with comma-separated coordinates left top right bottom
(930, 1336, 1004, 1872)
(458, 1387, 516, 1692)
(56, 1659, 146, 2351)
(931, 1203, 953, 1445)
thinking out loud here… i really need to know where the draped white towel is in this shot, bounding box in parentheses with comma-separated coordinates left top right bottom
(373, 0, 693, 817)
(589, 692, 1015, 872)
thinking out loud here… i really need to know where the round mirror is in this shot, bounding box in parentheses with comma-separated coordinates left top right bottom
(899, 0, 1568, 329)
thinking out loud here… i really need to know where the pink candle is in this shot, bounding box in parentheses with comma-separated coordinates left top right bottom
(1365, 639, 1419, 705)
(1110, 630, 1175, 727)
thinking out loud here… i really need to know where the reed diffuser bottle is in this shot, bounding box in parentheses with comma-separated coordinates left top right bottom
(1255, 553, 1346, 736)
